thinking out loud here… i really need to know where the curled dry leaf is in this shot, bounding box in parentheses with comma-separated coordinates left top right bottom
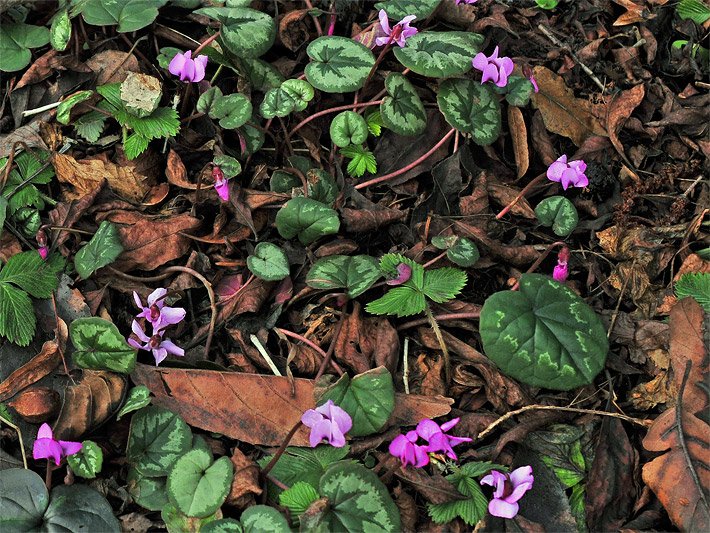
(606, 84, 645, 164)
(507, 105, 529, 178)
(85, 50, 140, 85)
(0, 339, 61, 402)
(7, 386, 60, 423)
(341, 206, 406, 233)
(279, 8, 311, 51)
(642, 298, 709, 532)
(131, 364, 452, 446)
(226, 447, 262, 509)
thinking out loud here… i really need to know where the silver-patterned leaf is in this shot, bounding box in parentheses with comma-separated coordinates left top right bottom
(305, 37, 375, 93)
(380, 72, 426, 136)
(393, 31, 483, 78)
(437, 78, 501, 145)
(306, 255, 380, 298)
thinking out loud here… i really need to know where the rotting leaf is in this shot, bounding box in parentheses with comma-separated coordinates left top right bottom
(0, 338, 61, 402)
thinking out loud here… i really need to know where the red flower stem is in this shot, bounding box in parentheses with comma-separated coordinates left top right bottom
(397, 311, 481, 330)
(276, 328, 344, 375)
(261, 420, 303, 477)
(495, 171, 546, 219)
(290, 100, 384, 136)
(359, 35, 395, 98)
(357, 68, 410, 115)
(510, 241, 566, 291)
(354, 127, 456, 190)
(194, 31, 220, 55)
(304, 0, 324, 36)
(422, 250, 448, 269)
(453, 130, 460, 153)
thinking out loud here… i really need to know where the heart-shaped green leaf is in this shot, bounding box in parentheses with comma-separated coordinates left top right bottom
(432, 236, 480, 267)
(0, 468, 49, 530)
(81, 0, 168, 32)
(213, 94, 253, 129)
(247, 242, 290, 281)
(281, 79, 314, 112)
(437, 78, 501, 145)
(330, 111, 369, 148)
(241, 505, 291, 532)
(67, 440, 103, 479)
(380, 72, 427, 136)
(480, 274, 609, 390)
(317, 462, 401, 532)
(70, 317, 137, 373)
(260, 88, 296, 119)
(127, 406, 193, 477)
(393, 31, 483, 78)
(241, 58, 284, 91)
(127, 467, 169, 511)
(74, 221, 124, 279)
(44, 484, 120, 531)
(213, 154, 242, 179)
(275, 197, 340, 245)
(307, 169, 339, 206)
(534, 196, 579, 237)
(305, 37, 375, 93)
(167, 448, 234, 518)
(375, 0, 442, 19)
(117, 385, 152, 420)
(195, 7, 276, 58)
(505, 76, 535, 107)
(0, 23, 50, 72)
(306, 255, 380, 298)
(317, 367, 394, 437)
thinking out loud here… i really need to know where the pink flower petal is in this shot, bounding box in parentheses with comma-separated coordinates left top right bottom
(37, 423, 53, 440)
(309, 418, 333, 447)
(389, 434, 409, 457)
(439, 417, 460, 432)
(472, 52, 489, 71)
(378, 9, 391, 35)
(131, 320, 150, 343)
(161, 338, 184, 357)
(147, 288, 168, 307)
(481, 63, 499, 85)
(416, 419, 440, 441)
(301, 409, 325, 428)
(59, 440, 83, 457)
(168, 53, 187, 77)
(215, 180, 230, 202)
(546, 160, 567, 182)
(33, 438, 63, 465)
(500, 57, 515, 77)
(488, 498, 519, 519)
(506, 481, 534, 503)
(153, 347, 168, 366)
(510, 465, 534, 487)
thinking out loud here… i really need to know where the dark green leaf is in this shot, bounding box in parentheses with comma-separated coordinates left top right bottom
(380, 72, 427, 136)
(117, 385, 152, 421)
(67, 440, 103, 479)
(0, 468, 48, 531)
(0, 283, 35, 346)
(213, 155, 242, 179)
(275, 197, 340, 245)
(196, 7, 276, 58)
(534, 195, 579, 237)
(505, 76, 535, 107)
(57, 91, 93, 125)
(306, 255, 380, 298)
(74, 221, 124, 279)
(126, 467, 169, 511)
(675, 272, 710, 312)
(330, 111, 369, 148)
(50, 9, 72, 52)
(81, 0, 168, 32)
(305, 37, 375, 93)
(241, 505, 291, 533)
(0, 250, 62, 298)
(43, 484, 120, 532)
(202, 518, 244, 533)
(70, 317, 136, 373)
(393, 31, 483, 78)
(0, 24, 50, 72)
(247, 242, 290, 281)
(167, 449, 233, 518)
(375, 0, 442, 19)
(437, 78, 501, 145)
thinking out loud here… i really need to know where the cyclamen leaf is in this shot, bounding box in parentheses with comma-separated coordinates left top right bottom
(67, 440, 103, 479)
(0, 250, 63, 298)
(305, 37, 375, 93)
(280, 79, 314, 112)
(0, 283, 35, 346)
(375, 0, 442, 20)
(126, 467, 169, 511)
(117, 386, 152, 420)
(81, 0, 169, 32)
(74, 221, 124, 279)
(247, 242, 290, 281)
(437, 78, 501, 145)
(505, 76, 535, 107)
(275, 197, 340, 245)
(201, 518, 244, 533)
(43, 484, 121, 532)
(306, 255, 380, 298)
(57, 91, 93, 125)
(70, 317, 137, 374)
(50, 9, 72, 51)
(330, 111, 369, 148)
(260, 87, 297, 119)
(393, 31, 483, 78)
(196, 7, 276, 58)
(380, 72, 427, 136)
(240, 505, 291, 533)
(0, 468, 49, 529)
(535, 196, 579, 237)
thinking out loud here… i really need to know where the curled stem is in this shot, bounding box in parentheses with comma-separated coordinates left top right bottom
(290, 100, 384, 136)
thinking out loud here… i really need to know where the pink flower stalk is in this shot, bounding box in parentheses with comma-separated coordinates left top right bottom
(546, 155, 588, 190)
(133, 288, 186, 332)
(128, 320, 184, 366)
(416, 418, 472, 461)
(33, 423, 82, 466)
(389, 430, 430, 468)
(169, 50, 208, 83)
(472, 46, 514, 88)
(553, 246, 570, 282)
(301, 399, 352, 448)
(213, 165, 230, 202)
(376, 10, 418, 48)
(386, 263, 412, 286)
(481, 466, 534, 519)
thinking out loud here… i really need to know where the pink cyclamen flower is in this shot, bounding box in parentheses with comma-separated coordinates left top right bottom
(133, 288, 186, 332)
(376, 10, 418, 48)
(386, 263, 412, 286)
(416, 418, 472, 461)
(472, 46, 514, 88)
(546, 155, 588, 190)
(389, 430, 430, 468)
(36, 229, 49, 260)
(33, 423, 82, 466)
(481, 466, 534, 519)
(213, 166, 230, 202)
(301, 399, 353, 448)
(169, 50, 208, 83)
(522, 65, 539, 93)
(128, 320, 184, 366)
(38, 246, 49, 260)
(553, 246, 570, 282)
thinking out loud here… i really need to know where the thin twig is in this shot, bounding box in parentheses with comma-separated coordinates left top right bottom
(398, 311, 481, 330)
(276, 328, 344, 376)
(538, 24, 606, 92)
(0, 414, 28, 469)
(403, 337, 410, 394)
(314, 314, 345, 381)
(250, 334, 282, 376)
(425, 305, 451, 385)
(477, 404, 652, 441)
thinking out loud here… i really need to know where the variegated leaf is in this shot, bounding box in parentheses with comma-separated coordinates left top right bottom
(375, 0, 443, 20)
(330, 111, 369, 147)
(393, 31, 483, 78)
(437, 78, 501, 145)
(306, 255, 380, 298)
(380, 72, 427, 136)
(305, 37, 375, 93)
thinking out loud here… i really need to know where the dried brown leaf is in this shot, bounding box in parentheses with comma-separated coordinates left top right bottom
(508, 105, 529, 178)
(226, 447, 262, 508)
(606, 84, 645, 164)
(0, 339, 61, 402)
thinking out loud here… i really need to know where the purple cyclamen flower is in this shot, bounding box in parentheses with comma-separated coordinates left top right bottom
(481, 466, 534, 519)
(38, 246, 49, 260)
(389, 430, 430, 468)
(416, 418, 472, 461)
(456, 0, 478, 4)
(386, 263, 412, 286)
(546, 155, 588, 190)
(376, 10, 418, 48)
(213, 165, 229, 202)
(33, 423, 82, 466)
(472, 46, 514, 88)
(301, 399, 352, 448)
(128, 320, 184, 366)
(133, 288, 186, 332)
(552, 246, 569, 282)
(169, 50, 208, 83)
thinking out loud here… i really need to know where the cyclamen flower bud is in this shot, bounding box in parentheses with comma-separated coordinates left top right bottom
(213, 165, 230, 202)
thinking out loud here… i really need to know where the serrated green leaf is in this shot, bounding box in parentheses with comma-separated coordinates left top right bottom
(275, 197, 340, 245)
(127, 107, 180, 140)
(675, 272, 710, 312)
(81, 0, 169, 32)
(365, 109, 383, 136)
(196, 7, 276, 58)
(306, 255, 381, 298)
(96, 83, 123, 111)
(70, 317, 137, 373)
(74, 111, 107, 143)
(330, 111, 369, 148)
(340, 145, 377, 178)
(437, 78, 501, 145)
(278, 481, 319, 519)
(305, 36, 375, 93)
(0, 197, 7, 239)
(167, 449, 234, 518)
(0, 23, 50, 72)
(74, 221, 124, 279)
(526, 425, 587, 489)
(480, 273, 609, 390)
(2, 150, 54, 215)
(422, 267, 467, 303)
(247, 242, 290, 281)
(0, 250, 62, 298)
(50, 9, 72, 52)
(380, 72, 427, 136)
(366, 286, 427, 317)
(123, 133, 150, 160)
(375, 0, 442, 19)
(127, 406, 193, 477)
(241, 505, 290, 533)
(535, 195, 579, 237)
(393, 31, 483, 78)
(0, 283, 35, 346)
(117, 385, 152, 421)
(505, 76, 534, 107)
(677, 0, 710, 24)
(67, 440, 103, 479)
